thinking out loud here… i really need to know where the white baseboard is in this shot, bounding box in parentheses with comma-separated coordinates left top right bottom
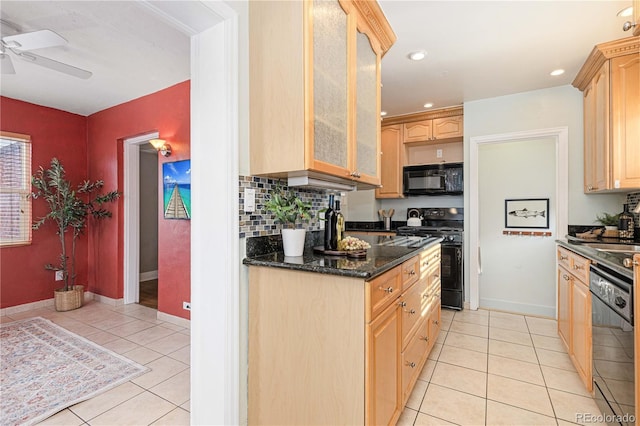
(157, 310, 190, 328)
(90, 292, 124, 307)
(479, 297, 555, 318)
(0, 298, 54, 316)
(140, 270, 158, 282)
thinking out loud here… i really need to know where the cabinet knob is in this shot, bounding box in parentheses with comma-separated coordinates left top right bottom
(562, 274, 571, 281)
(380, 286, 394, 293)
(420, 336, 429, 342)
(404, 308, 416, 315)
(433, 320, 439, 325)
(408, 270, 416, 276)
(350, 171, 361, 178)
(573, 264, 584, 270)
(398, 301, 407, 307)
(623, 21, 637, 31)
(559, 255, 568, 261)
(423, 261, 429, 267)
(406, 361, 416, 368)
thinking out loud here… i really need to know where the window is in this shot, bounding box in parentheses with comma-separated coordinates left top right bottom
(0, 131, 31, 246)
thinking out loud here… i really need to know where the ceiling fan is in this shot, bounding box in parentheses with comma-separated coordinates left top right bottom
(0, 20, 92, 79)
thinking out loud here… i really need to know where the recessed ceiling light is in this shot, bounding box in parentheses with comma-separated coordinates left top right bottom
(617, 6, 633, 17)
(550, 69, 565, 76)
(423, 103, 433, 108)
(408, 51, 427, 61)
(380, 111, 387, 116)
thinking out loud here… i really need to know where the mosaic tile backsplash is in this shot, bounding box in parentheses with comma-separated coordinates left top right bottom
(239, 176, 332, 238)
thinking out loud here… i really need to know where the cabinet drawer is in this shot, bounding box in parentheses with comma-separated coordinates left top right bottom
(420, 245, 441, 277)
(401, 316, 430, 404)
(557, 246, 572, 271)
(367, 266, 402, 321)
(570, 254, 590, 283)
(400, 278, 429, 349)
(429, 301, 441, 344)
(401, 256, 420, 291)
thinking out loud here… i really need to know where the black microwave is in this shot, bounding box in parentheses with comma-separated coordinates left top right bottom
(403, 163, 463, 196)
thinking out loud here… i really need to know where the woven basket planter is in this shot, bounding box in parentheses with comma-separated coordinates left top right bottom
(54, 286, 84, 312)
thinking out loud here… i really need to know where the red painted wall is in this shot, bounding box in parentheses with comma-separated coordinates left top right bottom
(87, 81, 191, 319)
(0, 97, 88, 308)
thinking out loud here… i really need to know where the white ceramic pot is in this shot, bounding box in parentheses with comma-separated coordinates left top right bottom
(282, 228, 306, 257)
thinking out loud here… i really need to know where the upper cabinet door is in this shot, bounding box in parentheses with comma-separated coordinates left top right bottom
(354, 28, 381, 184)
(310, 0, 350, 176)
(403, 120, 433, 143)
(432, 116, 463, 139)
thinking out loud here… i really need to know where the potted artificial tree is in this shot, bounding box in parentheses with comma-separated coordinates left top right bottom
(264, 184, 313, 257)
(31, 158, 119, 311)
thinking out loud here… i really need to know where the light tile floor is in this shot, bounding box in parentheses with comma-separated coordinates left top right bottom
(3, 302, 608, 425)
(399, 309, 606, 426)
(1, 301, 190, 425)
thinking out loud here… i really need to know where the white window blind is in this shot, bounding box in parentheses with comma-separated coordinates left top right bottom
(0, 131, 32, 246)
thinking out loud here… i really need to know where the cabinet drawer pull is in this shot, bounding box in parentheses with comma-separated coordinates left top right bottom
(407, 270, 416, 276)
(559, 255, 568, 261)
(562, 274, 571, 281)
(379, 286, 394, 293)
(406, 361, 416, 368)
(573, 264, 584, 270)
(398, 301, 407, 307)
(404, 308, 416, 315)
(422, 261, 429, 267)
(420, 336, 429, 342)
(423, 293, 430, 299)
(433, 320, 439, 325)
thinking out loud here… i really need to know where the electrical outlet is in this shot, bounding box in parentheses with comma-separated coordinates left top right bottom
(183, 302, 191, 311)
(436, 149, 443, 158)
(245, 188, 255, 213)
(319, 211, 325, 229)
(55, 270, 64, 281)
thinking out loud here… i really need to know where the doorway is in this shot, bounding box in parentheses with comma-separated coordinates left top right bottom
(138, 146, 159, 309)
(468, 127, 569, 315)
(123, 131, 159, 306)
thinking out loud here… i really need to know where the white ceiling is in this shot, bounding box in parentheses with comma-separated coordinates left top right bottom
(0, 1, 634, 117)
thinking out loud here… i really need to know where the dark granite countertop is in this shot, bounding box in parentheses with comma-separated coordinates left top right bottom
(556, 238, 635, 280)
(243, 234, 442, 280)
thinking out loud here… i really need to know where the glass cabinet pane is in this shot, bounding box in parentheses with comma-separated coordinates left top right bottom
(356, 30, 378, 177)
(313, 0, 348, 169)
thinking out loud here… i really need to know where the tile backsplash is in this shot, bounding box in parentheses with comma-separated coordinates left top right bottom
(628, 191, 640, 225)
(239, 176, 331, 238)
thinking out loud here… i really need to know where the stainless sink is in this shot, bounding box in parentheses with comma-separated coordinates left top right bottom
(583, 243, 640, 254)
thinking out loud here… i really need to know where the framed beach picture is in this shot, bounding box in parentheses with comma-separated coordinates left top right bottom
(504, 198, 549, 229)
(162, 159, 191, 219)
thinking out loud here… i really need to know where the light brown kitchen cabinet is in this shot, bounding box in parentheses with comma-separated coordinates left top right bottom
(249, 0, 396, 189)
(375, 125, 403, 199)
(573, 36, 640, 193)
(403, 116, 463, 143)
(634, 0, 640, 36)
(367, 298, 401, 426)
(556, 246, 592, 391)
(247, 244, 441, 425)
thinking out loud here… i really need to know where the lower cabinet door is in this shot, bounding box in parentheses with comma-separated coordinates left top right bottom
(557, 266, 572, 350)
(366, 302, 401, 425)
(572, 280, 593, 391)
(401, 316, 430, 404)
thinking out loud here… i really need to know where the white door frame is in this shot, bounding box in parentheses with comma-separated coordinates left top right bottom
(123, 131, 159, 305)
(468, 127, 568, 312)
(129, 2, 239, 424)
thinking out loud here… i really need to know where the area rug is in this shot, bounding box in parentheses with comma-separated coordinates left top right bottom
(1, 317, 149, 426)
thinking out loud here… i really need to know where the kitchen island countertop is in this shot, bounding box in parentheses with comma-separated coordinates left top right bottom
(243, 235, 442, 280)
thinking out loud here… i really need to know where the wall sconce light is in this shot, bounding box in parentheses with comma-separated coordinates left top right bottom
(149, 139, 172, 157)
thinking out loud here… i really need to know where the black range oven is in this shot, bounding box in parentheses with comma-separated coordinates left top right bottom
(590, 263, 635, 426)
(397, 207, 464, 310)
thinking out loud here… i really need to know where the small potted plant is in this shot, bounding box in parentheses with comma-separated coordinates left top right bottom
(264, 184, 313, 257)
(31, 158, 119, 311)
(595, 212, 620, 237)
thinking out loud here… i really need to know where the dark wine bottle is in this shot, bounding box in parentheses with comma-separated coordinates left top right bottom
(335, 200, 345, 244)
(324, 194, 337, 250)
(618, 204, 635, 240)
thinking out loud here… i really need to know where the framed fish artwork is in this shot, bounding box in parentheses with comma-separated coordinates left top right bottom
(505, 198, 549, 229)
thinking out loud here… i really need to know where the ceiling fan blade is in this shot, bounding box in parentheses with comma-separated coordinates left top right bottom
(14, 51, 92, 79)
(1, 53, 15, 74)
(3, 30, 67, 51)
